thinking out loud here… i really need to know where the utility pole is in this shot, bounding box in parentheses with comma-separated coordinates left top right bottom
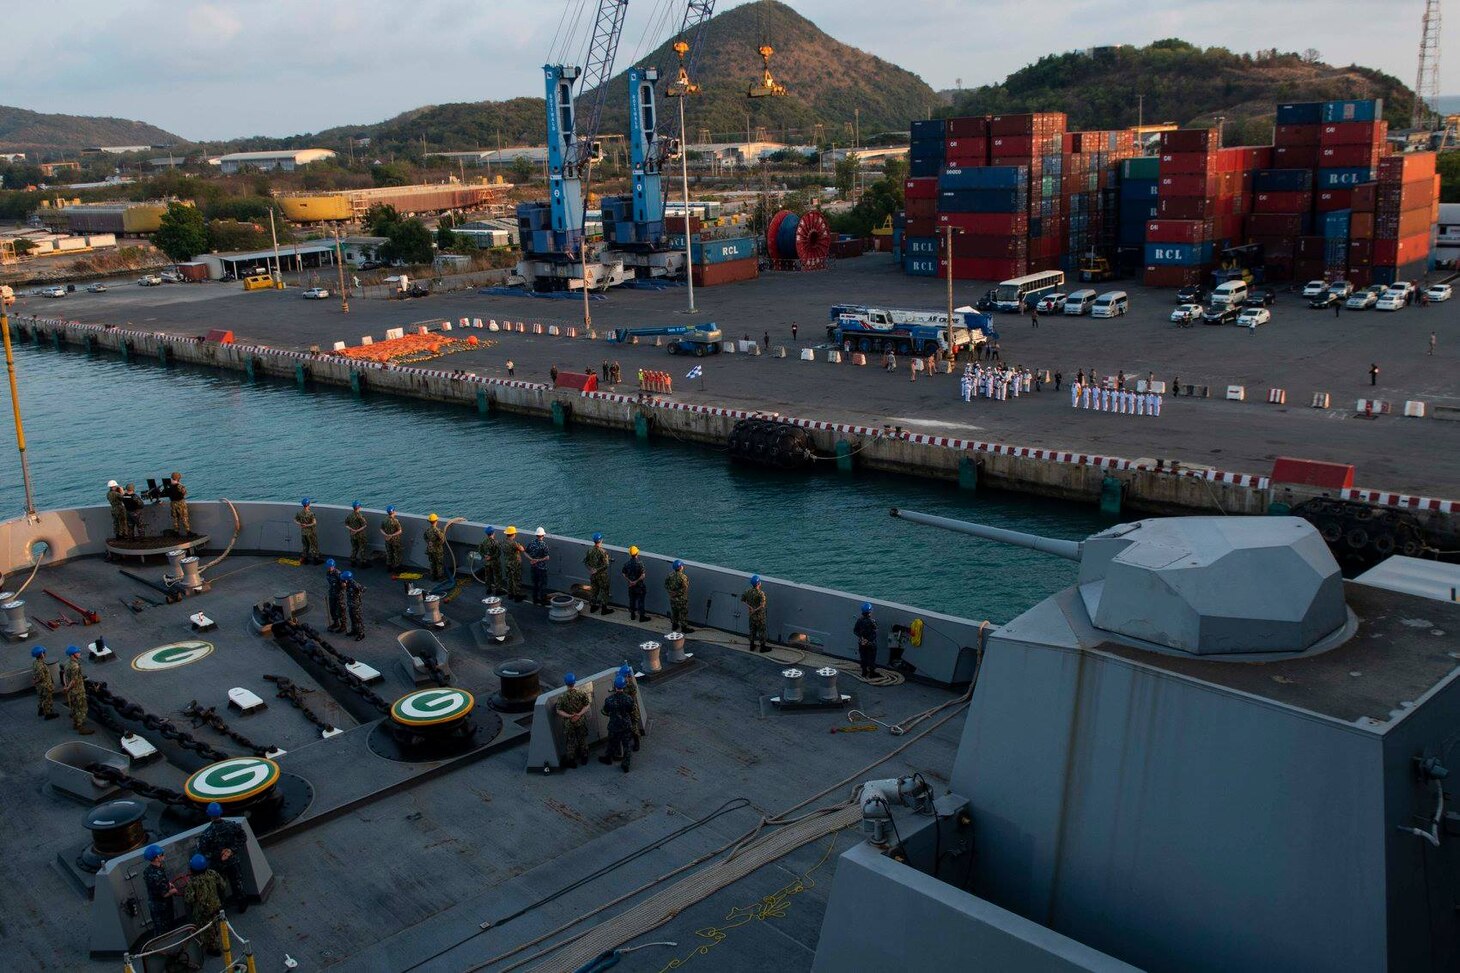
(0, 306, 37, 519)
(580, 237, 593, 334)
(944, 224, 960, 357)
(268, 209, 283, 289)
(333, 228, 349, 313)
(1213, 114, 1226, 148)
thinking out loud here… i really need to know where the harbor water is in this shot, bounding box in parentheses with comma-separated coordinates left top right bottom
(2, 342, 1108, 623)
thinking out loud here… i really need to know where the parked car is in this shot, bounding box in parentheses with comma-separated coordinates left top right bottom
(1062, 290, 1097, 315)
(1236, 307, 1271, 328)
(1243, 288, 1276, 308)
(137, 275, 163, 286)
(302, 287, 330, 300)
(1346, 290, 1378, 310)
(1035, 292, 1067, 313)
(1176, 285, 1206, 304)
(40, 285, 66, 298)
(1170, 304, 1203, 324)
(1301, 280, 1329, 299)
(1308, 292, 1339, 309)
(1326, 281, 1354, 300)
(1375, 290, 1407, 311)
(1425, 283, 1452, 303)
(1203, 304, 1240, 325)
(358, 260, 385, 271)
(86, 283, 108, 293)
(1388, 281, 1416, 301)
(1089, 291, 1128, 318)
(158, 270, 184, 283)
(407, 283, 431, 298)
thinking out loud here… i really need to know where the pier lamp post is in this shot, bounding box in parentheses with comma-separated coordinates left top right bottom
(943, 224, 964, 358)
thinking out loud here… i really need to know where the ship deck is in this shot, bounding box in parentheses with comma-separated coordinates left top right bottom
(2, 552, 964, 972)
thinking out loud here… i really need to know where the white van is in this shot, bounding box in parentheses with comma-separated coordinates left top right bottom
(1063, 289, 1098, 315)
(1211, 280, 1248, 307)
(1090, 291, 1129, 319)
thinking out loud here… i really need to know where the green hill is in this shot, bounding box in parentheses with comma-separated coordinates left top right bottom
(0, 105, 184, 156)
(946, 40, 1420, 142)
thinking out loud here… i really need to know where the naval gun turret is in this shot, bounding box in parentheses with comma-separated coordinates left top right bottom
(890, 507, 1350, 656)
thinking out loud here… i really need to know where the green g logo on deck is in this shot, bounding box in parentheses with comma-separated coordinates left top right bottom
(390, 688, 475, 726)
(131, 640, 215, 672)
(184, 757, 281, 804)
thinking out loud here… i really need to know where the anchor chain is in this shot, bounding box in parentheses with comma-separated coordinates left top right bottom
(263, 674, 337, 733)
(182, 700, 278, 757)
(85, 681, 232, 763)
(267, 609, 390, 713)
(86, 763, 195, 807)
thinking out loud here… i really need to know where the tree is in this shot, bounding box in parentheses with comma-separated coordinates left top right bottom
(381, 218, 434, 265)
(834, 155, 858, 196)
(363, 203, 402, 236)
(206, 219, 271, 252)
(1437, 151, 1460, 204)
(152, 202, 208, 262)
(436, 222, 458, 251)
(372, 162, 414, 187)
(510, 156, 534, 184)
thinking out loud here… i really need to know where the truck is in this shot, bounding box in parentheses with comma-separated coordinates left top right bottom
(0, 285, 13, 307)
(825, 304, 997, 356)
(606, 322, 723, 357)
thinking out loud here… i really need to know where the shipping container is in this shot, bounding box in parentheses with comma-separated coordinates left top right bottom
(1159, 152, 1219, 175)
(1143, 265, 1205, 287)
(904, 178, 940, 200)
(1314, 189, 1353, 212)
(1319, 121, 1384, 146)
(903, 256, 938, 276)
(1120, 178, 1158, 199)
(904, 236, 939, 256)
(1273, 145, 1320, 168)
(1378, 152, 1438, 184)
(904, 217, 935, 237)
(935, 212, 1029, 234)
(1318, 143, 1380, 168)
(1348, 239, 1373, 265)
(945, 116, 989, 139)
(1121, 157, 1161, 181)
(937, 256, 1027, 280)
(952, 235, 1029, 259)
(1253, 169, 1313, 192)
(1375, 181, 1435, 213)
(939, 165, 1024, 190)
(1350, 212, 1375, 239)
(1351, 182, 1378, 212)
(1145, 241, 1214, 266)
(1374, 208, 1434, 240)
(1145, 219, 1213, 244)
(1315, 167, 1374, 189)
(1157, 172, 1226, 197)
(910, 119, 946, 140)
(1276, 102, 1323, 125)
(910, 141, 945, 161)
(989, 136, 1035, 158)
(1274, 124, 1321, 147)
(692, 257, 758, 287)
(1246, 213, 1312, 237)
(1321, 99, 1381, 123)
(1319, 210, 1351, 240)
(1159, 128, 1219, 153)
(1157, 195, 1235, 220)
(909, 157, 940, 178)
(691, 236, 756, 264)
(944, 138, 987, 166)
(1372, 233, 1431, 266)
(905, 197, 937, 219)
(939, 188, 1027, 213)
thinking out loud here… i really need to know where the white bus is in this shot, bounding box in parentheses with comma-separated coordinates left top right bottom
(994, 271, 1066, 312)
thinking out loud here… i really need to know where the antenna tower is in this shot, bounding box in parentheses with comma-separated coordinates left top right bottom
(1414, 0, 1442, 129)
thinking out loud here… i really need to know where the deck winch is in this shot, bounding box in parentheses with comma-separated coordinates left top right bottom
(78, 799, 149, 873)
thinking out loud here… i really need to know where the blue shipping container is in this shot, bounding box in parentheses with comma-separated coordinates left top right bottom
(909, 158, 940, 178)
(910, 142, 945, 162)
(1321, 99, 1380, 123)
(939, 166, 1024, 190)
(1120, 179, 1159, 200)
(1253, 169, 1314, 192)
(910, 119, 946, 140)
(693, 236, 756, 264)
(938, 189, 1026, 213)
(905, 236, 939, 257)
(1145, 242, 1214, 266)
(1316, 167, 1374, 189)
(1320, 210, 1351, 240)
(904, 256, 938, 276)
(1275, 102, 1322, 124)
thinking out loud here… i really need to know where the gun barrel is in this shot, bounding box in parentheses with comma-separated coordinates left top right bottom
(889, 508, 1083, 561)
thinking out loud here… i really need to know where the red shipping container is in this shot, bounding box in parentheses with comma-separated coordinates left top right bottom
(1351, 182, 1378, 212)
(1350, 212, 1375, 239)
(952, 235, 1028, 259)
(1378, 152, 1438, 184)
(1145, 219, 1213, 244)
(936, 212, 1028, 234)
(1319, 121, 1382, 146)
(1313, 189, 1353, 212)
(945, 139, 987, 166)
(1158, 128, 1219, 153)
(1274, 124, 1321, 146)
(1246, 213, 1306, 237)
(1294, 236, 1328, 259)
(905, 197, 937, 219)
(1156, 195, 1232, 220)
(1159, 152, 1219, 174)
(1249, 235, 1295, 259)
(692, 257, 759, 287)
(1061, 133, 1078, 153)
(1293, 259, 1328, 280)
(904, 217, 936, 237)
(1252, 191, 1312, 214)
(1375, 208, 1433, 239)
(1271, 458, 1355, 490)
(554, 371, 599, 391)
(989, 135, 1034, 157)
(1348, 239, 1373, 265)
(905, 178, 939, 199)
(1350, 266, 1372, 287)
(1212, 214, 1244, 241)
(1158, 172, 1224, 196)
(1236, 145, 1274, 170)
(1318, 144, 1379, 168)
(938, 256, 1026, 280)
(1376, 182, 1435, 213)
(1272, 145, 1320, 168)
(945, 116, 989, 138)
(1142, 266, 1204, 287)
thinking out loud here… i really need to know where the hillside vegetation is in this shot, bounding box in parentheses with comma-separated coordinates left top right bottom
(946, 40, 1420, 143)
(0, 105, 182, 154)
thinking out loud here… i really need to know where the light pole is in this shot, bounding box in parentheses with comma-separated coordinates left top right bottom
(944, 224, 961, 358)
(679, 93, 696, 313)
(333, 228, 349, 314)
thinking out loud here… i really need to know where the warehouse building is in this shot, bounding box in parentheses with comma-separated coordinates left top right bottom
(216, 149, 336, 174)
(195, 241, 343, 280)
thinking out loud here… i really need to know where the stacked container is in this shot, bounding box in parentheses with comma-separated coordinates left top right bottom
(1061, 130, 1137, 276)
(1370, 152, 1438, 284)
(1117, 157, 1160, 267)
(909, 119, 946, 178)
(1144, 129, 1221, 286)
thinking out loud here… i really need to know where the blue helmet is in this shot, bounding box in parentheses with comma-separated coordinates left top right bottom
(301, 498, 310, 506)
(484, 525, 495, 535)
(563, 672, 576, 686)
(352, 501, 361, 509)
(618, 664, 632, 677)
(750, 575, 761, 585)
(672, 559, 683, 570)
(206, 802, 222, 818)
(861, 602, 873, 614)
(66, 645, 81, 656)
(31, 646, 44, 658)
(190, 853, 207, 872)
(145, 844, 163, 860)
(592, 532, 603, 542)
(325, 558, 336, 568)
(386, 505, 395, 513)
(613, 674, 626, 689)
(341, 570, 353, 581)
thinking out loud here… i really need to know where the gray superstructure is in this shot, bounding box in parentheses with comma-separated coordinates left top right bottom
(814, 511, 1460, 972)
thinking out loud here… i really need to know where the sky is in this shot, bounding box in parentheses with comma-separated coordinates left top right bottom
(4, 0, 1447, 141)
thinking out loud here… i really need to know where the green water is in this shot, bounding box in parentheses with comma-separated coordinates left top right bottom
(1, 342, 1109, 624)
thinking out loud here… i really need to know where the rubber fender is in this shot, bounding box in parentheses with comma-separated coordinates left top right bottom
(1344, 527, 1370, 551)
(909, 618, 923, 647)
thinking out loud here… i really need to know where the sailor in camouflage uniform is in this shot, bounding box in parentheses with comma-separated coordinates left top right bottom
(344, 501, 369, 566)
(599, 674, 636, 772)
(325, 560, 346, 633)
(380, 505, 404, 572)
(555, 673, 591, 769)
(183, 853, 229, 955)
(198, 802, 248, 911)
(31, 646, 56, 720)
(168, 472, 189, 536)
(295, 498, 320, 564)
(477, 526, 502, 594)
(344, 571, 365, 641)
(584, 532, 613, 614)
(740, 575, 769, 653)
(617, 664, 642, 750)
(60, 646, 92, 734)
(106, 480, 126, 540)
(424, 514, 447, 581)
(664, 560, 694, 633)
(142, 845, 178, 934)
(500, 526, 525, 601)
